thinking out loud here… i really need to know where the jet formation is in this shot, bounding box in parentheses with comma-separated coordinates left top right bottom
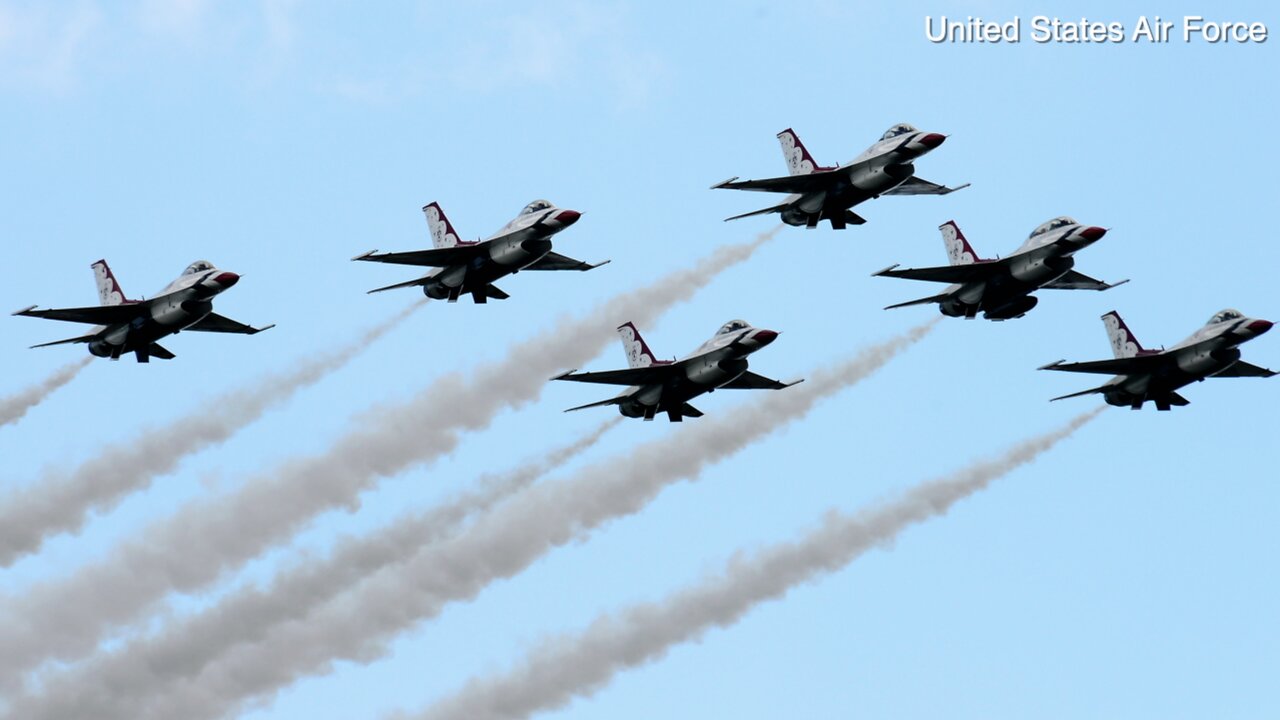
(9, 121, 1273, 412)
(1042, 309, 1275, 410)
(875, 218, 1127, 320)
(553, 320, 801, 422)
(353, 200, 606, 303)
(713, 124, 969, 229)
(13, 260, 272, 363)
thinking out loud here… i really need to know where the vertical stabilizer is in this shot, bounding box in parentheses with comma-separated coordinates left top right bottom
(940, 220, 985, 265)
(616, 322, 667, 368)
(1102, 311, 1149, 358)
(776, 129, 830, 176)
(91, 260, 131, 305)
(422, 202, 471, 249)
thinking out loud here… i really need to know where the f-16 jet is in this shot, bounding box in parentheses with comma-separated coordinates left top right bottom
(13, 260, 273, 363)
(1041, 309, 1275, 410)
(553, 320, 801, 422)
(874, 217, 1127, 320)
(712, 124, 969, 229)
(353, 200, 607, 302)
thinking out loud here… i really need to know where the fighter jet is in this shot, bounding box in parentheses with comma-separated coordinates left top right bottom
(712, 124, 969, 229)
(13, 260, 273, 363)
(1041, 309, 1276, 410)
(353, 200, 607, 302)
(553, 320, 801, 422)
(874, 217, 1127, 320)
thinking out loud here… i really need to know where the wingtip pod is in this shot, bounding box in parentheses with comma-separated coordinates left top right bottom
(782, 378, 805, 389)
(944, 182, 972, 194)
(352, 249, 378, 261)
(588, 259, 611, 270)
(550, 369, 578, 381)
(1103, 278, 1131, 291)
(711, 176, 739, 189)
(12, 305, 38, 316)
(252, 323, 277, 334)
(1038, 360, 1066, 371)
(872, 264, 900, 277)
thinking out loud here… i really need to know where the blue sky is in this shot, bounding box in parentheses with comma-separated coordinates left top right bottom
(1, 1, 1277, 718)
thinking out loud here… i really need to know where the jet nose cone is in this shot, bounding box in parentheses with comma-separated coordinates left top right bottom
(213, 271, 240, 288)
(1247, 319, 1273, 335)
(751, 329, 779, 346)
(917, 133, 946, 149)
(555, 209, 581, 226)
(1079, 226, 1107, 242)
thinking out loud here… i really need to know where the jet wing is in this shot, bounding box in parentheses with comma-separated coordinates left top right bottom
(1038, 355, 1168, 375)
(719, 371, 803, 390)
(873, 261, 1001, 284)
(1213, 361, 1278, 378)
(882, 177, 971, 196)
(185, 313, 275, 335)
(552, 365, 677, 386)
(1043, 271, 1129, 291)
(524, 252, 610, 272)
(712, 168, 845, 194)
(12, 303, 147, 325)
(352, 244, 486, 268)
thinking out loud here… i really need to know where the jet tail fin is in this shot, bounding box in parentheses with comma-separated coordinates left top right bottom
(1102, 310, 1149, 358)
(92, 260, 134, 306)
(776, 128, 832, 176)
(422, 202, 473, 249)
(940, 221, 986, 265)
(616, 322, 668, 368)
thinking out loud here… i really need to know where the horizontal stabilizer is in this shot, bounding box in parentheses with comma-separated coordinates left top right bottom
(564, 396, 626, 413)
(884, 292, 952, 310)
(367, 276, 432, 294)
(1049, 384, 1111, 402)
(724, 202, 790, 222)
(30, 332, 100, 349)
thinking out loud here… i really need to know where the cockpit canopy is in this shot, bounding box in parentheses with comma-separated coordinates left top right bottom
(1208, 309, 1244, 325)
(880, 123, 918, 141)
(1029, 216, 1078, 238)
(183, 260, 215, 276)
(520, 200, 554, 215)
(716, 319, 751, 336)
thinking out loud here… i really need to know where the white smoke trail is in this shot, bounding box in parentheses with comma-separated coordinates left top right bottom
(393, 409, 1104, 720)
(0, 301, 425, 568)
(30, 319, 931, 720)
(0, 357, 91, 429)
(7, 418, 619, 717)
(0, 230, 776, 689)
